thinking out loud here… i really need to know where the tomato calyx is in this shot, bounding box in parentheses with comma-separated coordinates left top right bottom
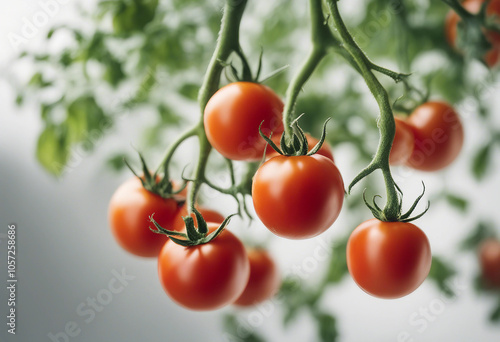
(363, 182, 430, 223)
(125, 152, 187, 199)
(222, 47, 289, 84)
(260, 115, 330, 157)
(150, 207, 236, 247)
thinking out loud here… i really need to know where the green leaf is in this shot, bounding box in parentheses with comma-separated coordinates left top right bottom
(36, 125, 69, 176)
(315, 312, 338, 342)
(472, 144, 492, 180)
(490, 299, 500, 322)
(15, 94, 23, 106)
(279, 277, 305, 326)
(106, 153, 129, 172)
(28, 72, 52, 88)
(445, 193, 469, 212)
(178, 83, 200, 100)
(66, 96, 106, 147)
(222, 314, 266, 342)
(325, 236, 349, 284)
(103, 57, 125, 87)
(427, 256, 456, 297)
(460, 222, 496, 251)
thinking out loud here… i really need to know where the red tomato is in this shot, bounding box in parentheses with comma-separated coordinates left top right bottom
(158, 224, 250, 310)
(234, 248, 281, 307)
(346, 219, 432, 299)
(479, 239, 500, 288)
(405, 102, 464, 171)
(108, 177, 183, 257)
(252, 155, 344, 239)
(172, 206, 225, 231)
(204, 82, 284, 161)
(445, 0, 500, 67)
(389, 117, 415, 166)
(268, 133, 335, 162)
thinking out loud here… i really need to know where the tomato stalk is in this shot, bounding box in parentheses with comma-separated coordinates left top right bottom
(187, 0, 249, 214)
(326, 0, 401, 221)
(282, 0, 336, 143)
(155, 126, 198, 179)
(154, 0, 248, 214)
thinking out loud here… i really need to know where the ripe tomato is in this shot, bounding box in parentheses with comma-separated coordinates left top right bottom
(479, 239, 500, 288)
(158, 224, 250, 310)
(172, 206, 225, 231)
(389, 117, 415, 166)
(268, 133, 335, 162)
(445, 0, 500, 67)
(252, 155, 344, 239)
(108, 177, 182, 257)
(346, 219, 432, 299)
(234, 248, 281, 307)
(204, 82, 284, 161)
(405, 102, 464, 171)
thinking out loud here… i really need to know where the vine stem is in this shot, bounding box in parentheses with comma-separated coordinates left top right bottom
(155, 126, 198, 177)
(186, 0, 248, 213)
(326, 0, 399, 220)
(282, 0, 335, 142)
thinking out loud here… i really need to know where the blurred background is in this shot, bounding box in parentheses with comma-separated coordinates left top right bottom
(1, 0, 500, 341)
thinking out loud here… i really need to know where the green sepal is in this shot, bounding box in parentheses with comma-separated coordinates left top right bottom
(149, 214, 187, 238)
(150, 211, 236, 247)
(125, 151, 186, 199)
(260, 115, 331, 157)
(307, 118, 330, 156)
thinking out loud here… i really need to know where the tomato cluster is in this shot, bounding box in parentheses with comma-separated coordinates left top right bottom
(109, 80, 456, 309)
(109, 176, 281, 310)
(390, 102, 464, 171)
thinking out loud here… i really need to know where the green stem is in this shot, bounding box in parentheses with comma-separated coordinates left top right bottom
(441, 0, 474, 19)
(282, 0, 334, 141)
(326, 0, 399, 220)
(156, 126, 198, 177)
(236, 161, 260, 195)
(187, 0, 248, 213)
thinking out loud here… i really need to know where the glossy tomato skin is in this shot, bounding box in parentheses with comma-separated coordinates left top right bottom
(389, 117, 415, 166)
(347, 219, 432, 299)
(109, 177, 182, 257)
(234, 248, 281, 307)
(405, 102, 464, 171)
(204, 82, 284, 161)
(268, 133, 335, 162)
(252, 155, 344, 239)
(445, 0, 500, 67)
(158, 225, 250, 311)
(479, 239, 500, 288)
(172, 206, 225, 231)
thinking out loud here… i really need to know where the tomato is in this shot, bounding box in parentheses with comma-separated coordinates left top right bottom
(158, 224, 250, 310)
(204, 82, 284, 161)
(479, 239, 500, 288)
(172, 206, 225, 231)
(268, 133, 335, 162)
(234, 248, 281, 307)
(252, 155, 344, 239)
(405, 102, 464, 171)
(389, 117, 415, 166)
(347, 219, 432, 299)
(445, 0, 500, 67)
(108, 177, 182, 257)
